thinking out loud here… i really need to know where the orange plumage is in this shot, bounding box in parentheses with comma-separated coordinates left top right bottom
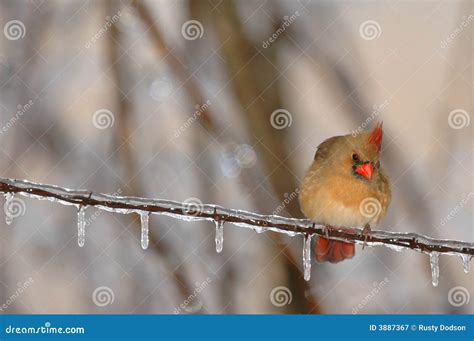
(299, 123, 391, 263)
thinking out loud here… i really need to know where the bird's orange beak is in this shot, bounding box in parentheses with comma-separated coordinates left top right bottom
(355, 163, 373, 179)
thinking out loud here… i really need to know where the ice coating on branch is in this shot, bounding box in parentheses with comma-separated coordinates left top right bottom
(4, 193, 14, 225)
(161, 212, 211, 222)
(215, 220, 224, 253)
(460, 254, 470, 274)
(303, 234, 312, 281)
(140, 212, 149, 250)
(0, 177, 472, 259)
(430, 252, 439, 287)
(227, 211, 309, 237)
(77, 206, 86, 247)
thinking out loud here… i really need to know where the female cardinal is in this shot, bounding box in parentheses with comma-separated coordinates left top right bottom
(299, 123, 391, 263)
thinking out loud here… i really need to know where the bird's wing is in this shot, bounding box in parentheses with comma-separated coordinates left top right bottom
(376, 167, 392, 223)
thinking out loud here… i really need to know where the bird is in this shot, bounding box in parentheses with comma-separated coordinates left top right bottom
(298, 123, 391, 263)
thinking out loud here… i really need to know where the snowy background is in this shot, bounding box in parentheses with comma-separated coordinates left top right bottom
(0, 0, 472, 314)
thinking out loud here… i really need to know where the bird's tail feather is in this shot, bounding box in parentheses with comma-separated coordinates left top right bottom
(315, 237, 355, 263)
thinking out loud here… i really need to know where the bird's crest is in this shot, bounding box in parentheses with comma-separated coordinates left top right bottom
(368, 122, 383, 151)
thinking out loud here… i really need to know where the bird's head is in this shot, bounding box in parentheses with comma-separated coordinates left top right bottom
(313, 122, 385, 181)
(349, 122, 384, 181)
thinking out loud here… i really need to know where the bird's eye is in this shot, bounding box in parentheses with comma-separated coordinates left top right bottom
(352, 153, 360, 161)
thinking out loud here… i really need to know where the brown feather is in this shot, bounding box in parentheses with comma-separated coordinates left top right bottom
(299, 127, 391, 263)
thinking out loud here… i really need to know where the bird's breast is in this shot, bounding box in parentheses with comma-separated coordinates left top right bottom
(299, 169, 387, 228)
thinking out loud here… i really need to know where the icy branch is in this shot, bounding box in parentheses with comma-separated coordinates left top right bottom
(1, 177, 473, 260)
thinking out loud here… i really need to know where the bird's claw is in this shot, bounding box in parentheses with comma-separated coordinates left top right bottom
(361, 224, 371, 249)
(322, 225, 331, 239)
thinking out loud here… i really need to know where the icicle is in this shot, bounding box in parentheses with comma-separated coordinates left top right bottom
(460, 254, 470, 274)
(140, 212, 149, 250)
(254, 226, 264, 234)
(303, 234, 312, 281)
(215, 220, 224, 253)
(77, 206, 86, 247)
(4, 193, 14, 225)
(430, 252, 439, 287)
